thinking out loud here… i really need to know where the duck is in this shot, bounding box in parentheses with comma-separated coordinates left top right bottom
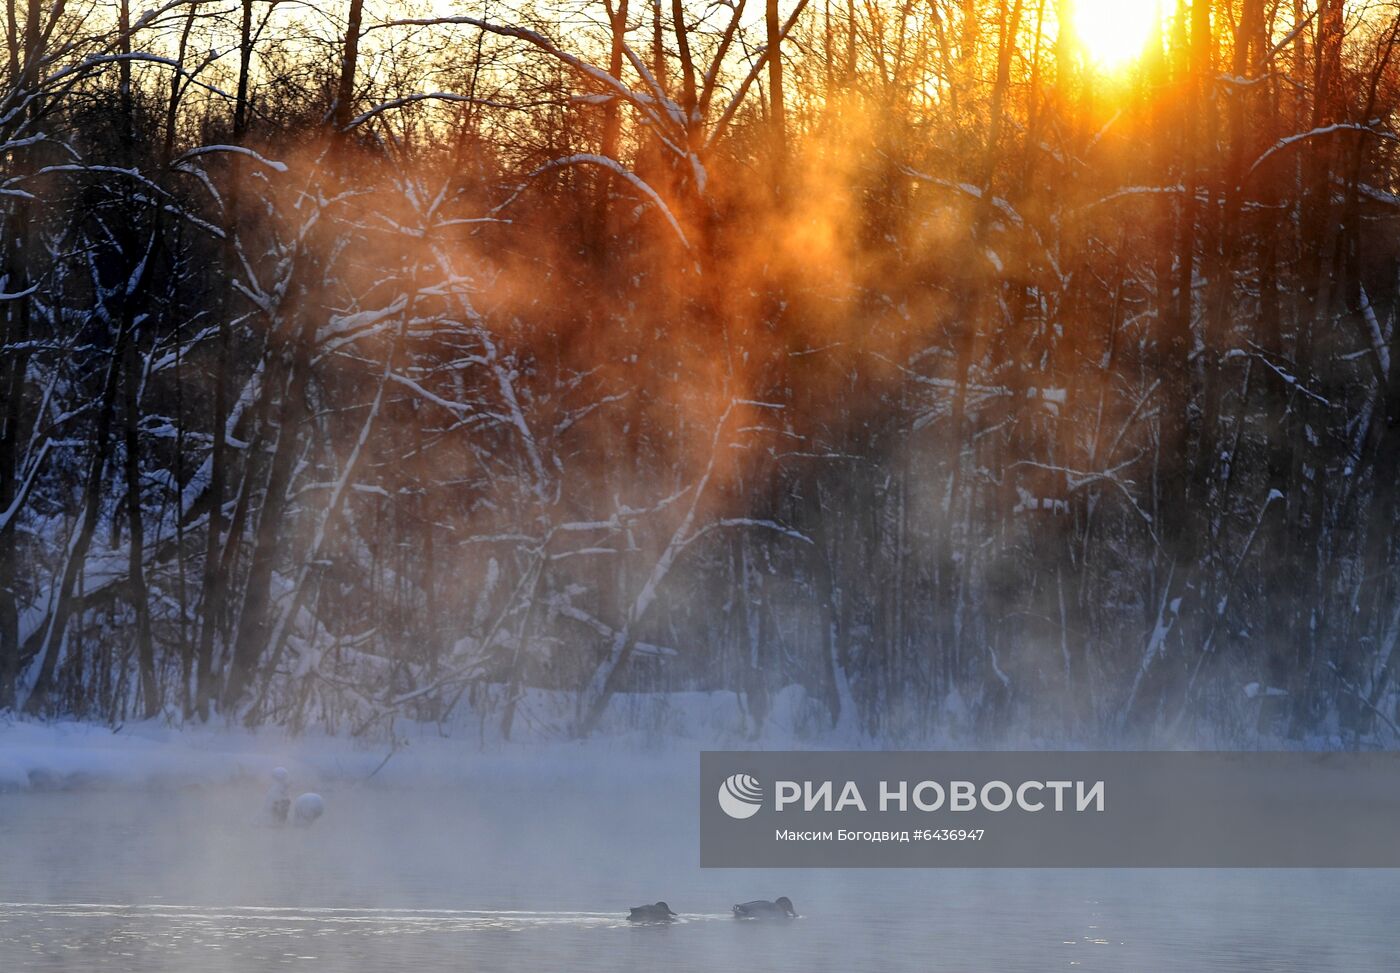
(292, 792, 325, 827)
(628, 902, 678, 922)
(733, 897, 797, 919)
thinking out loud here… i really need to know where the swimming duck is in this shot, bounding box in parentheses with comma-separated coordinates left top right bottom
(628, 902, 678, 922)
(733, 897, 797, 919)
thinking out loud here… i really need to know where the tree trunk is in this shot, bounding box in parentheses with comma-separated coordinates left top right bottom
(332, 0, 365, 135)
(25, 330, 129, 715)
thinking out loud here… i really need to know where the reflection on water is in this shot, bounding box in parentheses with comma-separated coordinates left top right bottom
(0, 901, 740, 969)
(0, 770, 1397, 972)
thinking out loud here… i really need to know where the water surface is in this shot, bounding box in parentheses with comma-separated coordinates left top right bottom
(1, 767, 1395, 971)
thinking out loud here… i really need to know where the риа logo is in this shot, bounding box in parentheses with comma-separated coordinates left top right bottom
(717, 774, 763, 819)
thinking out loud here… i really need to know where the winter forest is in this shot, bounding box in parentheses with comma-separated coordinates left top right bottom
(1, 0, 1399, 746)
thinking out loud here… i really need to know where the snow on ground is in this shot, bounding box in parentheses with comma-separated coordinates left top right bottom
(1, 681, 1313, 791)
(0, 685, 841, 791)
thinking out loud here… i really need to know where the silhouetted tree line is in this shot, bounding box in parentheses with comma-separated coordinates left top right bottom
(2, 0, 1399, 744)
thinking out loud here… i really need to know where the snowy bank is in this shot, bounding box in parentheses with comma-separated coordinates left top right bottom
(0, 684, 849, 791)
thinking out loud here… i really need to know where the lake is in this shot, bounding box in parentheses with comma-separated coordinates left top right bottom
(1, 759, 1396, 971)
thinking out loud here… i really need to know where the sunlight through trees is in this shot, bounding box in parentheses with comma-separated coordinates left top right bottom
(1, 0, 1399, 745)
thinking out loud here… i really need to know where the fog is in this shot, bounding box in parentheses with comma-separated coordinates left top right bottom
(8, 0, 1400, 750)
(5, 0, 1400, 966)
(3, 761, 1397, 972)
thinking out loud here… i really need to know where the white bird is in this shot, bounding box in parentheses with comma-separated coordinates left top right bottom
(263, 767, 291, 824)
(292, 792, 325, 827)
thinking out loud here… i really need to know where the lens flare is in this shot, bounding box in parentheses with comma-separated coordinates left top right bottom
(1071, 0, 1160, 68)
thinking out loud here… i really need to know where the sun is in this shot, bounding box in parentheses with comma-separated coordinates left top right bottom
(1070, 0, 1161, 68)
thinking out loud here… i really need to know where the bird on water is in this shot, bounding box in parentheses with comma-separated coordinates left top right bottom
(628, 902, 678, 922)
(733, 897, 798, 919)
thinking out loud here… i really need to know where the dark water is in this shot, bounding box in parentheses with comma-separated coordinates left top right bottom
(0, 764, 1396, 971)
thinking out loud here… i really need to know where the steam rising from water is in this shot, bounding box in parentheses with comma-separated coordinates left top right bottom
(1, 759, 1398, 972)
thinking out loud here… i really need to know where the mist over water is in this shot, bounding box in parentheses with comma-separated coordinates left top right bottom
(4, 2, 1399, 968)
(2, 763, 1396, 972)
